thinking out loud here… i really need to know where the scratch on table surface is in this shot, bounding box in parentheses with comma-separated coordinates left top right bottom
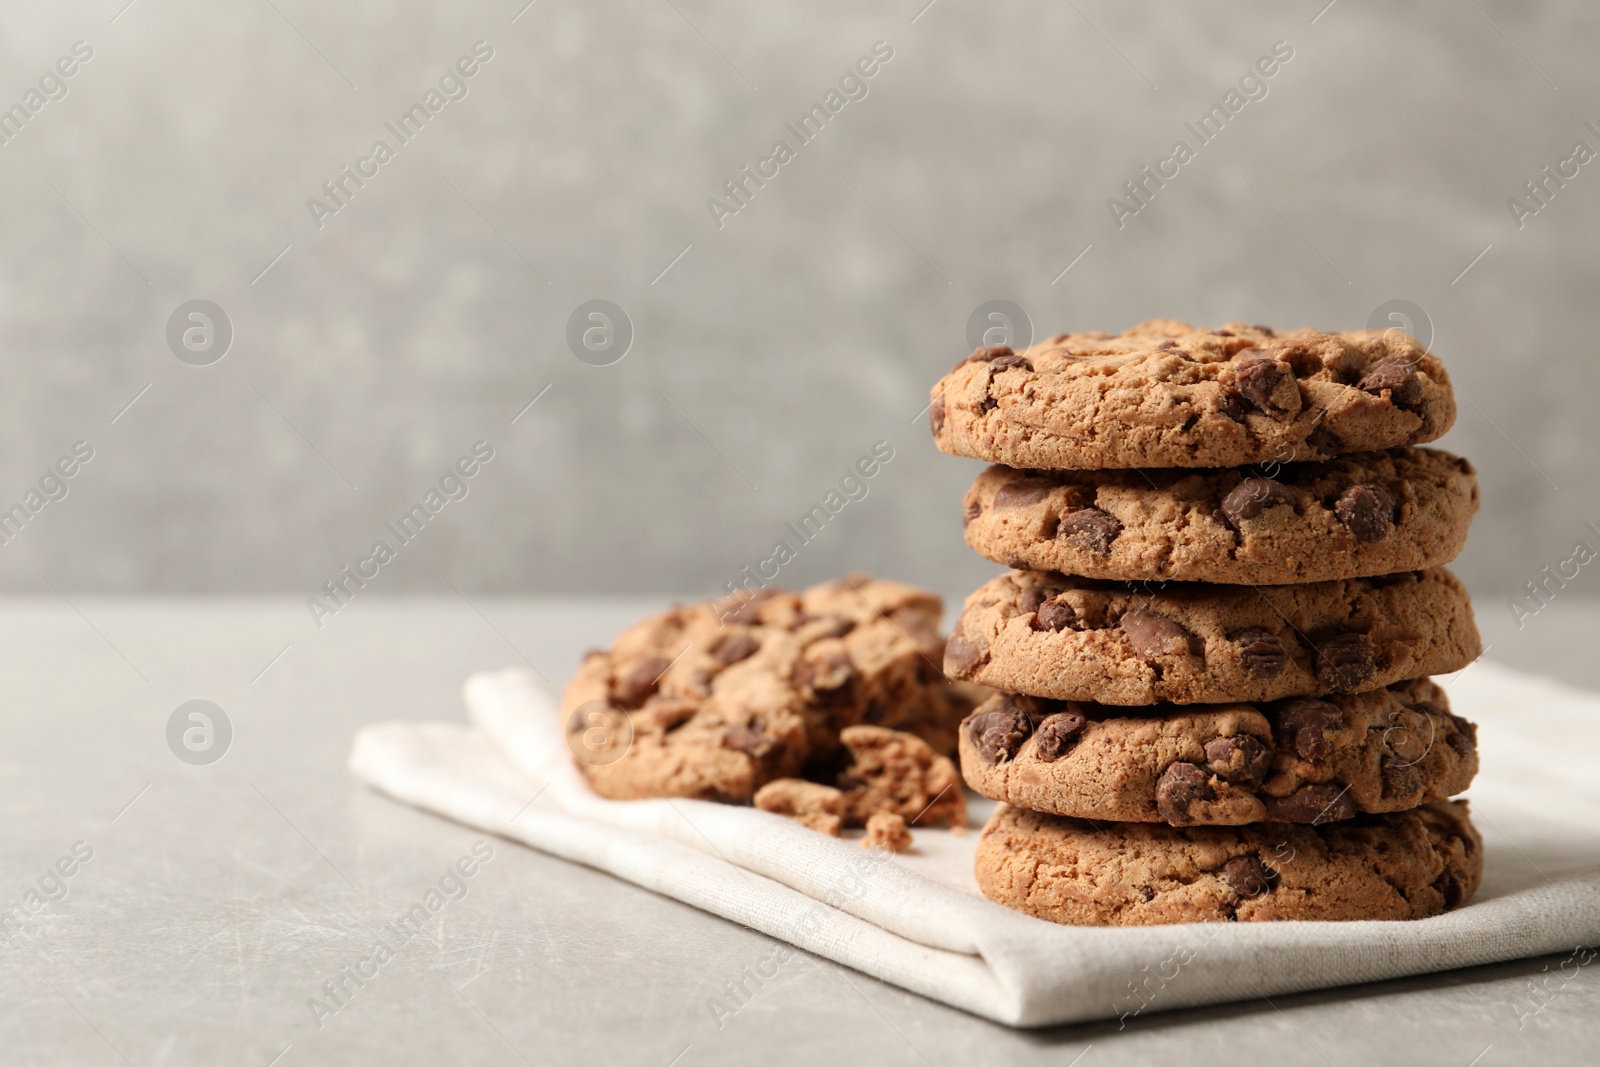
(157, 922, 237, 966)
(234, 926, 247, 1017)
(226, 843, 301, 882)
(443, 929, 502, 989)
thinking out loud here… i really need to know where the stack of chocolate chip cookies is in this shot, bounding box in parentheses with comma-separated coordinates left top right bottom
(929, 320, 1486, 925)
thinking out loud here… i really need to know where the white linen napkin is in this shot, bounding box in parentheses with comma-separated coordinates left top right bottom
(347, 662, 1600, 1027)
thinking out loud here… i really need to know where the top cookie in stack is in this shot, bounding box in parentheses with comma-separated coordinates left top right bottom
(929, 320, 1486, 926)
(929, 319, 1453, 473)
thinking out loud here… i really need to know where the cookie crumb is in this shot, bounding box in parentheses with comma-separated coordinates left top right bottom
(754, 778, 845, 837)
(837, 725, 967, 829)
(794, 812, 844, 836)
(862, 812, 912, 852)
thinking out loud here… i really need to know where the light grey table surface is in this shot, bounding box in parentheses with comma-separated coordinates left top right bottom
(1, 594, 1595, 1067)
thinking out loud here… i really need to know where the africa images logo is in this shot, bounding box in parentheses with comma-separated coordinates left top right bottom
(305, 42, 495, 230)
(306, 442, 496, 628)
(1106, 40, 1294, 229)
(0, 40, 94, 149)
(305, 841, 495, 1029)
(705, 41, 894, 229)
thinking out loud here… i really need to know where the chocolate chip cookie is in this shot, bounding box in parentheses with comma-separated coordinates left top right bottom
(962, 447, 1477, 585)
(958, 679, 1477, 825)
(974, 798, 1482, 925)
(565, 574, 964, 802)
(929, 320, 1454, 470)
(944, 568, 1479, 705)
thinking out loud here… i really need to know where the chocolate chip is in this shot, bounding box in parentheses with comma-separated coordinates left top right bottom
(1234, 628, 1288, 679)
(1305, 425, 1341, 456)
(1204, 735, 1271, 784)
(1033, 597, 1076, 632)
(1225, 353, 1292, 416)
(952, 347, 1005, 373)
(961, 499, 982, 528)
(649, 700, 698, 731)
(1380, 755, 1425, 799)
(722, 587, 783, 625)
(722, 723, 780, 759)
(1335, 483, 1396, 543)
(887, 605, 933, 636)
(1138, 885, 1156, 902)
(1273, 698, 1342, 762)
(1120, 611, 1202, 659)
(967, 704, 1033, 764)
(801, 614, 856, 639)
(1445, 713, 1477, 757)
(1033, 712, 1088, 761)
(993, 480, 1053, 508)
(794, 649, 855, 695)
(988, 353, 1033, 373)
(684, 667, 716, 698)
(1313, 633, 1374, 692)
(1431, 868, 1467, 910)
(1221, 479, 1295, 526)
(713, 631, 760, 665)
(1262, 783, 1354, 824)
(929, 395, 946, 435)
(611, 655, 671, 708)
(1220, 855, 1278, 898)
(1357, 357, 1423, 411)
(1019, 586, 1048, 615)
(1155, 762, 1216, 823)
(943, 632, 988, 680)
(1059, 508, 1122, 554)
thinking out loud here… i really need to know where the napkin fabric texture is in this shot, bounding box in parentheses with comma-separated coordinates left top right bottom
(347, 662, 1600, 1027)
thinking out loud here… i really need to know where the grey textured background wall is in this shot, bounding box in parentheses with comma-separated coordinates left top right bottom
(1, 0, 1596, 613)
